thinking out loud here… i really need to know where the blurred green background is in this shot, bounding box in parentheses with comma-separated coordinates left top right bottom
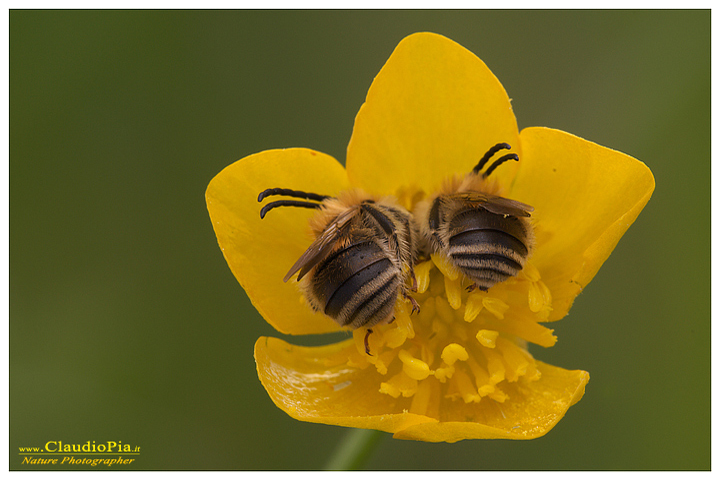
(10, 10, 709, 470)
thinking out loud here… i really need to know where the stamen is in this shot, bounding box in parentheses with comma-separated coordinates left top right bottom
(394, 299, 415, 339)
(444, 274, 463, 309)
(409, 379, 434, 416)
(399, 349, 433, 381)
(481, 348, 506, 384)
(434, 364, 455, 382)
(482, 296, 509, 319)
(496, 338, 529, 382)
(464, 292, 484, 322)
(380, 371, 418, 398)
(488, 387, 508, 403)
(453, 369, 481, 403)
(476, 329, 499, 348)
(466, 356, 494, 397)
(372, 350, 397, 376)
(414, 260, 433, 294)
(441, 343, 469, 365)
(334, 195, 552, 409)
(430, 253, 460, 280)
(382, 325, 408, 348)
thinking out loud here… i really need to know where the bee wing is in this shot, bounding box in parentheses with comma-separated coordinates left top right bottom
(457, 192, 534, 217)
(283, 207, 357, 282)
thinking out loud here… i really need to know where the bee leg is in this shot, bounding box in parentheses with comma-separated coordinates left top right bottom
(410, 268, 418, 292)
(404, 292, 421, 314)
(364, 329, 373, 356)
(466, 283, 478, 293)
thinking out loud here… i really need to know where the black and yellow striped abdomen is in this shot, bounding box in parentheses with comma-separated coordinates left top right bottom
(445, 207, 530, 291)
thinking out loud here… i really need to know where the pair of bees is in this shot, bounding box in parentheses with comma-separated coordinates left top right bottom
(258, 143, 534, 333)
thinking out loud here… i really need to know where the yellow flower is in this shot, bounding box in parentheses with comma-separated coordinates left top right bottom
(206, 33, 654, 442)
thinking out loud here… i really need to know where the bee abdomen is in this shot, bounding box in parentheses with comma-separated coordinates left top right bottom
(447, 209, 530, 290)
(314, 242, 400, 328)
(343, 270, 400, 329)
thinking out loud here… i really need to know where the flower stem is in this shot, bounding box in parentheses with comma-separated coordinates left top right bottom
(324, 428, 385, 471)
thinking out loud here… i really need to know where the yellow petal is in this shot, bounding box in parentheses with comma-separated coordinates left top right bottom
(393, 361, 589, 442)
(206, 148, 351, 335)
(513, 127, 655, 321)
(347, 32, 521, 196)
(255, 336, 436, 432)
(256, 337, 588, 442)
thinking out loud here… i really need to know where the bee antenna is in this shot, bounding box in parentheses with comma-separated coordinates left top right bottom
(257, 188, 331, 203)
(259, 200, 323, 219)
(481, 153, 519, 179)
(472, 143, 512, 174)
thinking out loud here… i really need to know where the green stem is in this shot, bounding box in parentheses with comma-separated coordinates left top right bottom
(324, 428, 385, 471)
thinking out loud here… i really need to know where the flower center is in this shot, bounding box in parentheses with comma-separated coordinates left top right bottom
(344, 255, 556, 420)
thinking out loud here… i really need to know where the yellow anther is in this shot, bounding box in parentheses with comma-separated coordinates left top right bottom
(482, 296, 509, 319)
(399, 349, 432, 380)
(382, 326, 407, 349)
(444, 274, 463, 309)
(496, 338, 529, 382)
(373, 350, 397, 376)
(430, 253, 460, 280)
(441, 343, 468, 365)
(434, 364, 455, 382)
(454, 369, 481, 403)
(394, 299, 415, 339)
(379, 371, 418, 398)
(464, 292, 484, 322)
(476, 329, 499, 348)
(528, 281, 542, 312)
(482, 348, 506, 385)
(466, 356, 494, 397)
(414, 260, 433, 294)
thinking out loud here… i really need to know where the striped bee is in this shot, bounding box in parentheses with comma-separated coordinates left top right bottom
(258, 188, 419, 337)
(415, 143, 534, 291)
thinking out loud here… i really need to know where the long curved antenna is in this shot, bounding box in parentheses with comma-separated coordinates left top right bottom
(472, 142, 511, 174)
(481, 153, 519, 179)
(260, 200, 322, 219)
(257, 188, 330, 203)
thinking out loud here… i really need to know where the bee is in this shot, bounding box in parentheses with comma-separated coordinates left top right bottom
(415, 143, 535, 291)
(258, 188, 419, 348)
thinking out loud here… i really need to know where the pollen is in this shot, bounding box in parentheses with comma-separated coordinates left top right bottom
(347, 256, 554, 419)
